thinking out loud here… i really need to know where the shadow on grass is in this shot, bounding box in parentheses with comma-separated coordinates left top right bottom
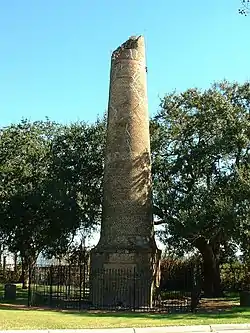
(0, 298, 28, 307)
(0, 284, 249, 323)
(0, 303, 250, 323)
(61, 307, 250, 320)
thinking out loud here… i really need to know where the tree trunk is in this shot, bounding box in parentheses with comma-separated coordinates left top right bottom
(21, 254, 36, 289)
(213, 257, 223, 296)
(21, 257, 29, 289)
(14, 253, 18, 273)
(194, 237, 223, 298)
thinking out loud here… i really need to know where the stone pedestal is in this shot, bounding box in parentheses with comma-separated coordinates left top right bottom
(90, 248, 160, 308)
(90, 36, 161, 309)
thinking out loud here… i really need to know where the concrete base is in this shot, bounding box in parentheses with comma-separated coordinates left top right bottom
(89, 247, 161, 308)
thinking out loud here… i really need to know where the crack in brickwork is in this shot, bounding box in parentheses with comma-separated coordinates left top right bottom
(101, 35, 153, 247)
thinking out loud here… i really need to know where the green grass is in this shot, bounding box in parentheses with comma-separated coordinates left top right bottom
(0, 307, 250, 330)
(0, 283, 249, 330)
(224, 291, 241, 301)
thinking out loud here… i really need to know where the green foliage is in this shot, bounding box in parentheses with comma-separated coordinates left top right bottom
(239, 0, 250, 15)
(0, 118, 106, 261)
(151, 81, 250, 255)
(220, 262, 249, 291)
(44, 119, 105, 257)
(0, 119, 60, 262)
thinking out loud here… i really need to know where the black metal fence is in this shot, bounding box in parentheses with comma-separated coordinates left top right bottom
(29, 264, 90, 309)
(29, 264, 198, 312)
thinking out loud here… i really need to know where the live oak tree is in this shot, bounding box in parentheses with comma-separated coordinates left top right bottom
(0, 118, 105, 287)
(151, 81, 250, 297)
(1, 84, 248, 294)
(45, 119, 105, 258)
(0, 119, 59, 287)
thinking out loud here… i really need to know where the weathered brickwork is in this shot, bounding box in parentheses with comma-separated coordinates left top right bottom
(90, 36, 161, 308)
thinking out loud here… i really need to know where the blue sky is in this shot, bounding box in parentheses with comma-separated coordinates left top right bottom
(0, 0, 249, 127)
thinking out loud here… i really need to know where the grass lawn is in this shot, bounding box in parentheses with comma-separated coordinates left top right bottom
(1, 306, 250, 330)
(0, 284, 250, 330)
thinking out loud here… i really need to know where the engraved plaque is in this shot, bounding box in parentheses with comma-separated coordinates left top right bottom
(104, 263, 136, 270)
(108, 253, 134, 263)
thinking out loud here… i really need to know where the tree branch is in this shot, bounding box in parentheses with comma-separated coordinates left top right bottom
(154, 219, 165, 225)
(153, 205, 164, 219)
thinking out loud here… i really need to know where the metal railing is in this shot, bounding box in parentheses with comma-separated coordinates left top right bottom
(29, 264, 197, 312)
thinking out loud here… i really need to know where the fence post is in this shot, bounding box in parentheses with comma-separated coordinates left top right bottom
(79, 264, 82, 310)
(49, 266, 53, 307)
(83, 261, 86, 300)
(133, 267, 136, 312)
(27, 265, 32, 307)
(3, 256, 6, 280)
(56, 266, 60, 307)
(68, 265, 71, 299)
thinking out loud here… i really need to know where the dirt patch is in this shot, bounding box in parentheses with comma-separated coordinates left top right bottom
(0, 303, 47, 311)
(0, 298, 240, 314)
(197, 298, 239, 313)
